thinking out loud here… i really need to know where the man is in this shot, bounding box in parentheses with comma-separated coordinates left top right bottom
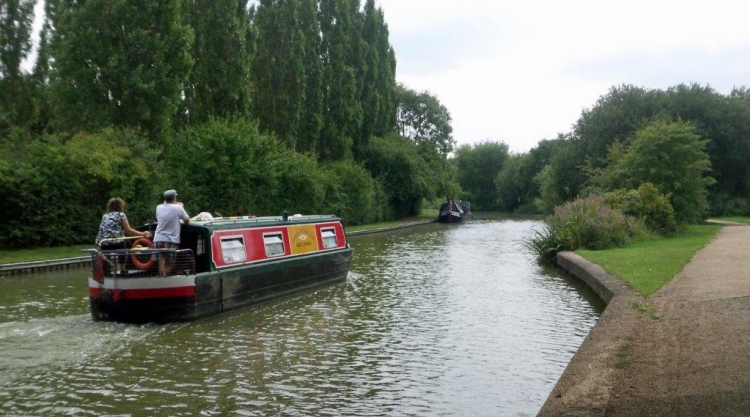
(153, 189, 190, 277)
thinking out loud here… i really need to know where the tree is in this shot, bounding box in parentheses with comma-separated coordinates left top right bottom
(395, 84, 454, 155)
(251, 0, 306, 148)
(452, 141, 508, 210)
(182, 0, 252, 125)
(598, 120, 714, 224)
(0, 0, 35, 133)
(297, 0, 325, 154)
(318, 0, 359, 161)
(50, 0, 193, 140)
(356, 0, 396, 157)
(363, 134, 432, 217)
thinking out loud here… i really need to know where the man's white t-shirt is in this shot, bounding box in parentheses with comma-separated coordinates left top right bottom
(154, 203, 190, 243)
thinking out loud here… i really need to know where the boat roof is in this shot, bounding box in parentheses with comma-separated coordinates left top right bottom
(183, 214, 343, 232)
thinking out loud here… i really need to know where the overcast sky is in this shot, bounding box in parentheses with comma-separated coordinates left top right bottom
(377, 0, 750, 152)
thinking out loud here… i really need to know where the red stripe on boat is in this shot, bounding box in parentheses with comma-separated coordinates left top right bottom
(88, 286, 195, 299)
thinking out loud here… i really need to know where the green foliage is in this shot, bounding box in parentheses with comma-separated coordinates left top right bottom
(0, 129, 155, 248)
(0, 0, 36, 134)
(318, 0, 361, 161)
(363, 134, 432, 218)
(182, 0, 252, 126)
(164, 119, 285, 216)
(524, 195, 648, 262)
(50, 0, 194, 140)
(164, 119, 389, 225)
(572, 83, 750, 218)
(453, 140, 509, 210)
(251, 0, 306, 149)
(321, 161, 386, 225)
(603, 183, 679, 235)
(598, 120, 714, 224)
(360, 0, 397, 141)
(395, 84, 455, 156)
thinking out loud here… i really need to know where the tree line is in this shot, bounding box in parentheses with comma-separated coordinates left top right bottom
(455, 84, 750, 223)
(0, 0, 457, 249)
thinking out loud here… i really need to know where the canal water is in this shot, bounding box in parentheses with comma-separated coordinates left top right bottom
(0, 216, 603, 416)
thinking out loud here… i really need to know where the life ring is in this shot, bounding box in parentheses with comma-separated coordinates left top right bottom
(131, 237, 155, 270)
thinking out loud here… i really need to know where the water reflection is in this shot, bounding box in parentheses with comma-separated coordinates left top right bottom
(0, 218, 601, 416)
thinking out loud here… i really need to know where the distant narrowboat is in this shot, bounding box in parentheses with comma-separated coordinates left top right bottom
(437, 199, 471, 223)
(87, 213, 354, 324)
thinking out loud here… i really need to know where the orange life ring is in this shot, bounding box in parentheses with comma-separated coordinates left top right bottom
(131, 237, 155, 270)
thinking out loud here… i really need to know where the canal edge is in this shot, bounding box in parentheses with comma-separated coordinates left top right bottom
(1, 220, 438, 276)
(346, 219, 437, 236)
(537, 251, 639, 416)
(0, 256, 91, 277)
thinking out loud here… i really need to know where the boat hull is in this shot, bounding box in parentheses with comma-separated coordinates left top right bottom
(89, 247, 353, 324)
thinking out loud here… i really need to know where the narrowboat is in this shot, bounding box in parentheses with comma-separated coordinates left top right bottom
(87, 212, 354, 324)
(437, 199, 471, 223)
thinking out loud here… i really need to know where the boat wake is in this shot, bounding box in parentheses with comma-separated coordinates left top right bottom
(0, 314, 166, 385)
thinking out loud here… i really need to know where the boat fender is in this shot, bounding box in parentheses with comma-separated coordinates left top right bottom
(93, 253, 105, 284)
(131, 237, 155, 270)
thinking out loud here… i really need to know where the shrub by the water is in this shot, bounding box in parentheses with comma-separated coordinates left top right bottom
(525, 195, 648, 261)
(604, 183, 679, 235)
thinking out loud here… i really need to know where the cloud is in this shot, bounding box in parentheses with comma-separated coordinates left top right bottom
(377, 0, 750, 152)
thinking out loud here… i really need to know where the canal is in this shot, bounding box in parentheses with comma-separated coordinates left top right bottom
(0, 216, 603, 416)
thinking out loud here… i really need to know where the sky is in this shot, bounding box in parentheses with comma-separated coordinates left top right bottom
(376, 0, 750, 153)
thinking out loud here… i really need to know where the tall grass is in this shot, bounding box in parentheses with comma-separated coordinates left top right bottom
(524, 195, 648, 262)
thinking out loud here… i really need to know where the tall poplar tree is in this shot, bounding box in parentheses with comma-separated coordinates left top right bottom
(50, 0, 193, 140)
(297, 0, 324, 154)
(0, 0, 35, 133)
(318, 0, 358, 161)
(183, 0, 252, 125)
(359, 0, 396, 149)
(251, 0, 306, 148)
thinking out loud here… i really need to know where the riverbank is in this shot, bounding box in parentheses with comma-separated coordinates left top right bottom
(538, 223, 750, 415)
(0, 218, 437, 276)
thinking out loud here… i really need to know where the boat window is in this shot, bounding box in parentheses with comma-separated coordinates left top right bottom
(220, 236, 247, 264)
(263, 233, 285, 257)
(196, 235, 205, 256)
(321, 228, 338, 249)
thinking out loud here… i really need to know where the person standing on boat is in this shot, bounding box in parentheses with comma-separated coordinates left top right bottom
(95, 197, 151, 273)
(153, 189, 190, 277)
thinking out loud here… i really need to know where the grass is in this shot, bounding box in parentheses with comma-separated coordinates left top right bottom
(615, 337, 633, 369)
(629, 300, 660, 320)
(710, 216, 750, 224)
(576, 224, 721, 296)
(0, 245, 93, 264)
(0, 209, 440, 265)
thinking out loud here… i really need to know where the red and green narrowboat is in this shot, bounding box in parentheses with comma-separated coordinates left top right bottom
(87, 213, 354, 324)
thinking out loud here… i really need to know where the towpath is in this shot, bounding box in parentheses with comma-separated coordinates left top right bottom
(539, 222, 750, 416)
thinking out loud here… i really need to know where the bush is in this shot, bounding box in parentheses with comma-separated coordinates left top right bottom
(604, 183, 679, 235)
(321, 161, 387, 225)
(525, 195, 648, 262)
(0, 129, 157, 249)
(363, 135, 433, 217)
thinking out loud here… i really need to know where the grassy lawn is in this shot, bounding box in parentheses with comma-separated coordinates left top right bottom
(0, 245, 93, 264)
(576, 224, 721, 296)
(0, 210, 440, 265)
(709, 216, 750, 224)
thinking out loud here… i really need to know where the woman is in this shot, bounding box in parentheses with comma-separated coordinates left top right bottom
(95, 197, 151, 273)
